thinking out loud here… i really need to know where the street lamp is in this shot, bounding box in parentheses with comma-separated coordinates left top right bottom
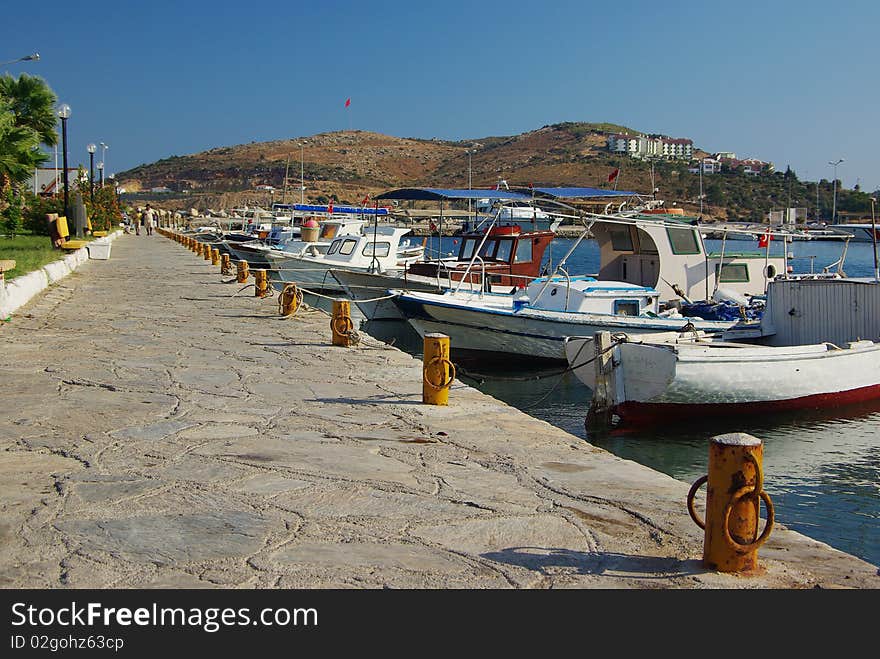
(829, 158, 844, 224)
(0, 52, 39, 67)
(99, 143, 108, 185)
(97, 161, 104, 188)
(87, 143, 96, 204)
(300, 140, 306, 204)
(57, 103, 71, 224)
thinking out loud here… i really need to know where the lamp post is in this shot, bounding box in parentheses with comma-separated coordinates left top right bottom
(87, 143, 96, 204)
(0, 52, 39, 67)
(300, 140, 306, 204)
(97, 161, 104, 190)
(829, 158, 844, 224)
(99, 143, 108, 185)
(57, 103, 71, 222)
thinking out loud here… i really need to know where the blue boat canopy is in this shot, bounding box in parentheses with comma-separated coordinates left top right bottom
(272, 203, 388, 215)
(374, 188, 532, 201)
(526, 187, 639, 198)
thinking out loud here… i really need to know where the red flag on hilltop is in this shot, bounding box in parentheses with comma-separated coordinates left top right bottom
(758, 228, 773, 248)
(344, 98, 351, 108)
(608, 167, 620, 183)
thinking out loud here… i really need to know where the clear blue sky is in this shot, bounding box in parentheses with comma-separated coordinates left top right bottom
(4, 0, 878, 192)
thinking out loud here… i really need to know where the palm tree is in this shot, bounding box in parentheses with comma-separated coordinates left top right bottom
(0, 73, 58, 146)
(0, 99, 44, 189)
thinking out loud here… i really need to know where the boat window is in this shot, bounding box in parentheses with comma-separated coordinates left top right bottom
(666, 227, 700, 254)
(609, 228, 634, 251)
(514, 238, 533, 263)
(459, 238, 477, 260)
(320, 224, 338, 240)
(327, 240, 342, 255)
(495, 240, 513, 263)
(479, 239, 498, 259)
(362, 241, 391, 258)
(614, 300, 641, 316)
(716, 263, 749, 282)
(339, 239, 357, 256)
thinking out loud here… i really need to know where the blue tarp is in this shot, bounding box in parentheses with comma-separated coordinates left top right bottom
(272, 203, 388, 215)
(528, 187, 639, 198)
(374, 188, 532, 201)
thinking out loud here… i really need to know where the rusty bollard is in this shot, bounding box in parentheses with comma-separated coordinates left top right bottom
(330, 299, 354, 346)
(253, 269, 269, 297)
(236, 260, 249, 283)
(422, 333, 455, 405)
(687, 433, 774, 573)
(211, 247, 220, 266)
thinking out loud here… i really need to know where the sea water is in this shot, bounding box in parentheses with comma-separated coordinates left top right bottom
(316, 235, 880, 567)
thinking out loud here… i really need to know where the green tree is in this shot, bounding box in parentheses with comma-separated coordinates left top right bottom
(0, 73, 59, 147)
(0, 98, 43, 188)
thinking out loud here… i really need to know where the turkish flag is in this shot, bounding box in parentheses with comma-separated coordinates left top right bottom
(362, 194, 370, 205)
(327, 201, 334, 215)
(344, 98, 351, 108)
(608, 168, 620, 183)
(757, 229, 772, 248)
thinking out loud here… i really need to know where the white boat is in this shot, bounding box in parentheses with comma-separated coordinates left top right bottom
(265, 225, 424, 292)
(227, 216, 369, 270)
(390, 275, 760, 362)
(563, 330, 880, 427)
(331, 221, 557, 321)
(828, 223, 880, 242)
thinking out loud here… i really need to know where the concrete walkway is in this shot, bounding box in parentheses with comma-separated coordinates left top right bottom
(1, 232, 877, 589)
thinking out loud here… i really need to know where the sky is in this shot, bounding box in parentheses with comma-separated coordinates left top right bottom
(4, 0, 878, 192)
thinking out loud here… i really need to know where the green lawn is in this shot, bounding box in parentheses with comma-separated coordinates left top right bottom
(1, 234, 80, 279)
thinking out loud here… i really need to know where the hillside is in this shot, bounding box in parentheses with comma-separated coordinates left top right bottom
(116, 122, 875, 223)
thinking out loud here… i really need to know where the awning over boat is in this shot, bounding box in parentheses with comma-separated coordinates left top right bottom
(526, 187, 639, 198)
(273, 203, 388, 215)
(374, 188, 532, 201)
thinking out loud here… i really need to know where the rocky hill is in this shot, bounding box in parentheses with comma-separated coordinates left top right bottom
(116, 122, 871, 223)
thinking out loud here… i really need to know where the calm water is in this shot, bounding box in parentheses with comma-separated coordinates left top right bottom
(313, 235, 880, 567)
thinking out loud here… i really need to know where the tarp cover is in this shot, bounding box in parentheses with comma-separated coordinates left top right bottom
(374, 188, 532, 201)
(273, 203, 388, 215)
(528, 187, 638, 198)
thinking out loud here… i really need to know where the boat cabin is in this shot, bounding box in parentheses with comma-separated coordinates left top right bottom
(591, 213, 786, 305)
(407, 224, 555, 289)
(321, 227, 423, 273)
(522, 276, 659, 315)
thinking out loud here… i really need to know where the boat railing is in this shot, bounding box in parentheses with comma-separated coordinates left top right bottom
(822, 237, 851, 275)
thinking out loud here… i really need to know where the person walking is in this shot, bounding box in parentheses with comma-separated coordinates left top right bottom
(143, 204, 156, 236)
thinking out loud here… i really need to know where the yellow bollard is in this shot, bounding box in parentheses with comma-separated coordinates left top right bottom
(204, 243, 213, 260)
(237, 260, 249, 283)
(330, 299, 354, 346)
(278, 283, 302, 317)
(253, 268, 269, 297)
(221, 253, 232, 276)
(194, 241, 202, 256)
(422, 333, 455, 405)
(687, 433, 774, 573)
(211, 248, 220, 266)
